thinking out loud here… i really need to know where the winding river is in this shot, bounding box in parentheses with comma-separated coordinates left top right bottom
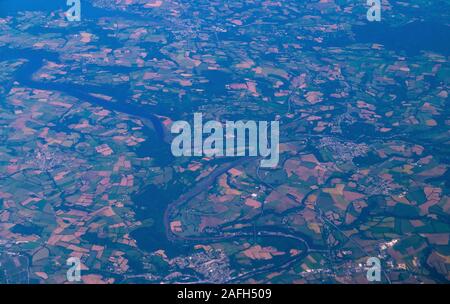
(2, 1, 448, 281)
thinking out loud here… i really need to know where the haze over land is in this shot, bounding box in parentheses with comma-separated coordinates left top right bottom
(0, 0, 449, 283)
